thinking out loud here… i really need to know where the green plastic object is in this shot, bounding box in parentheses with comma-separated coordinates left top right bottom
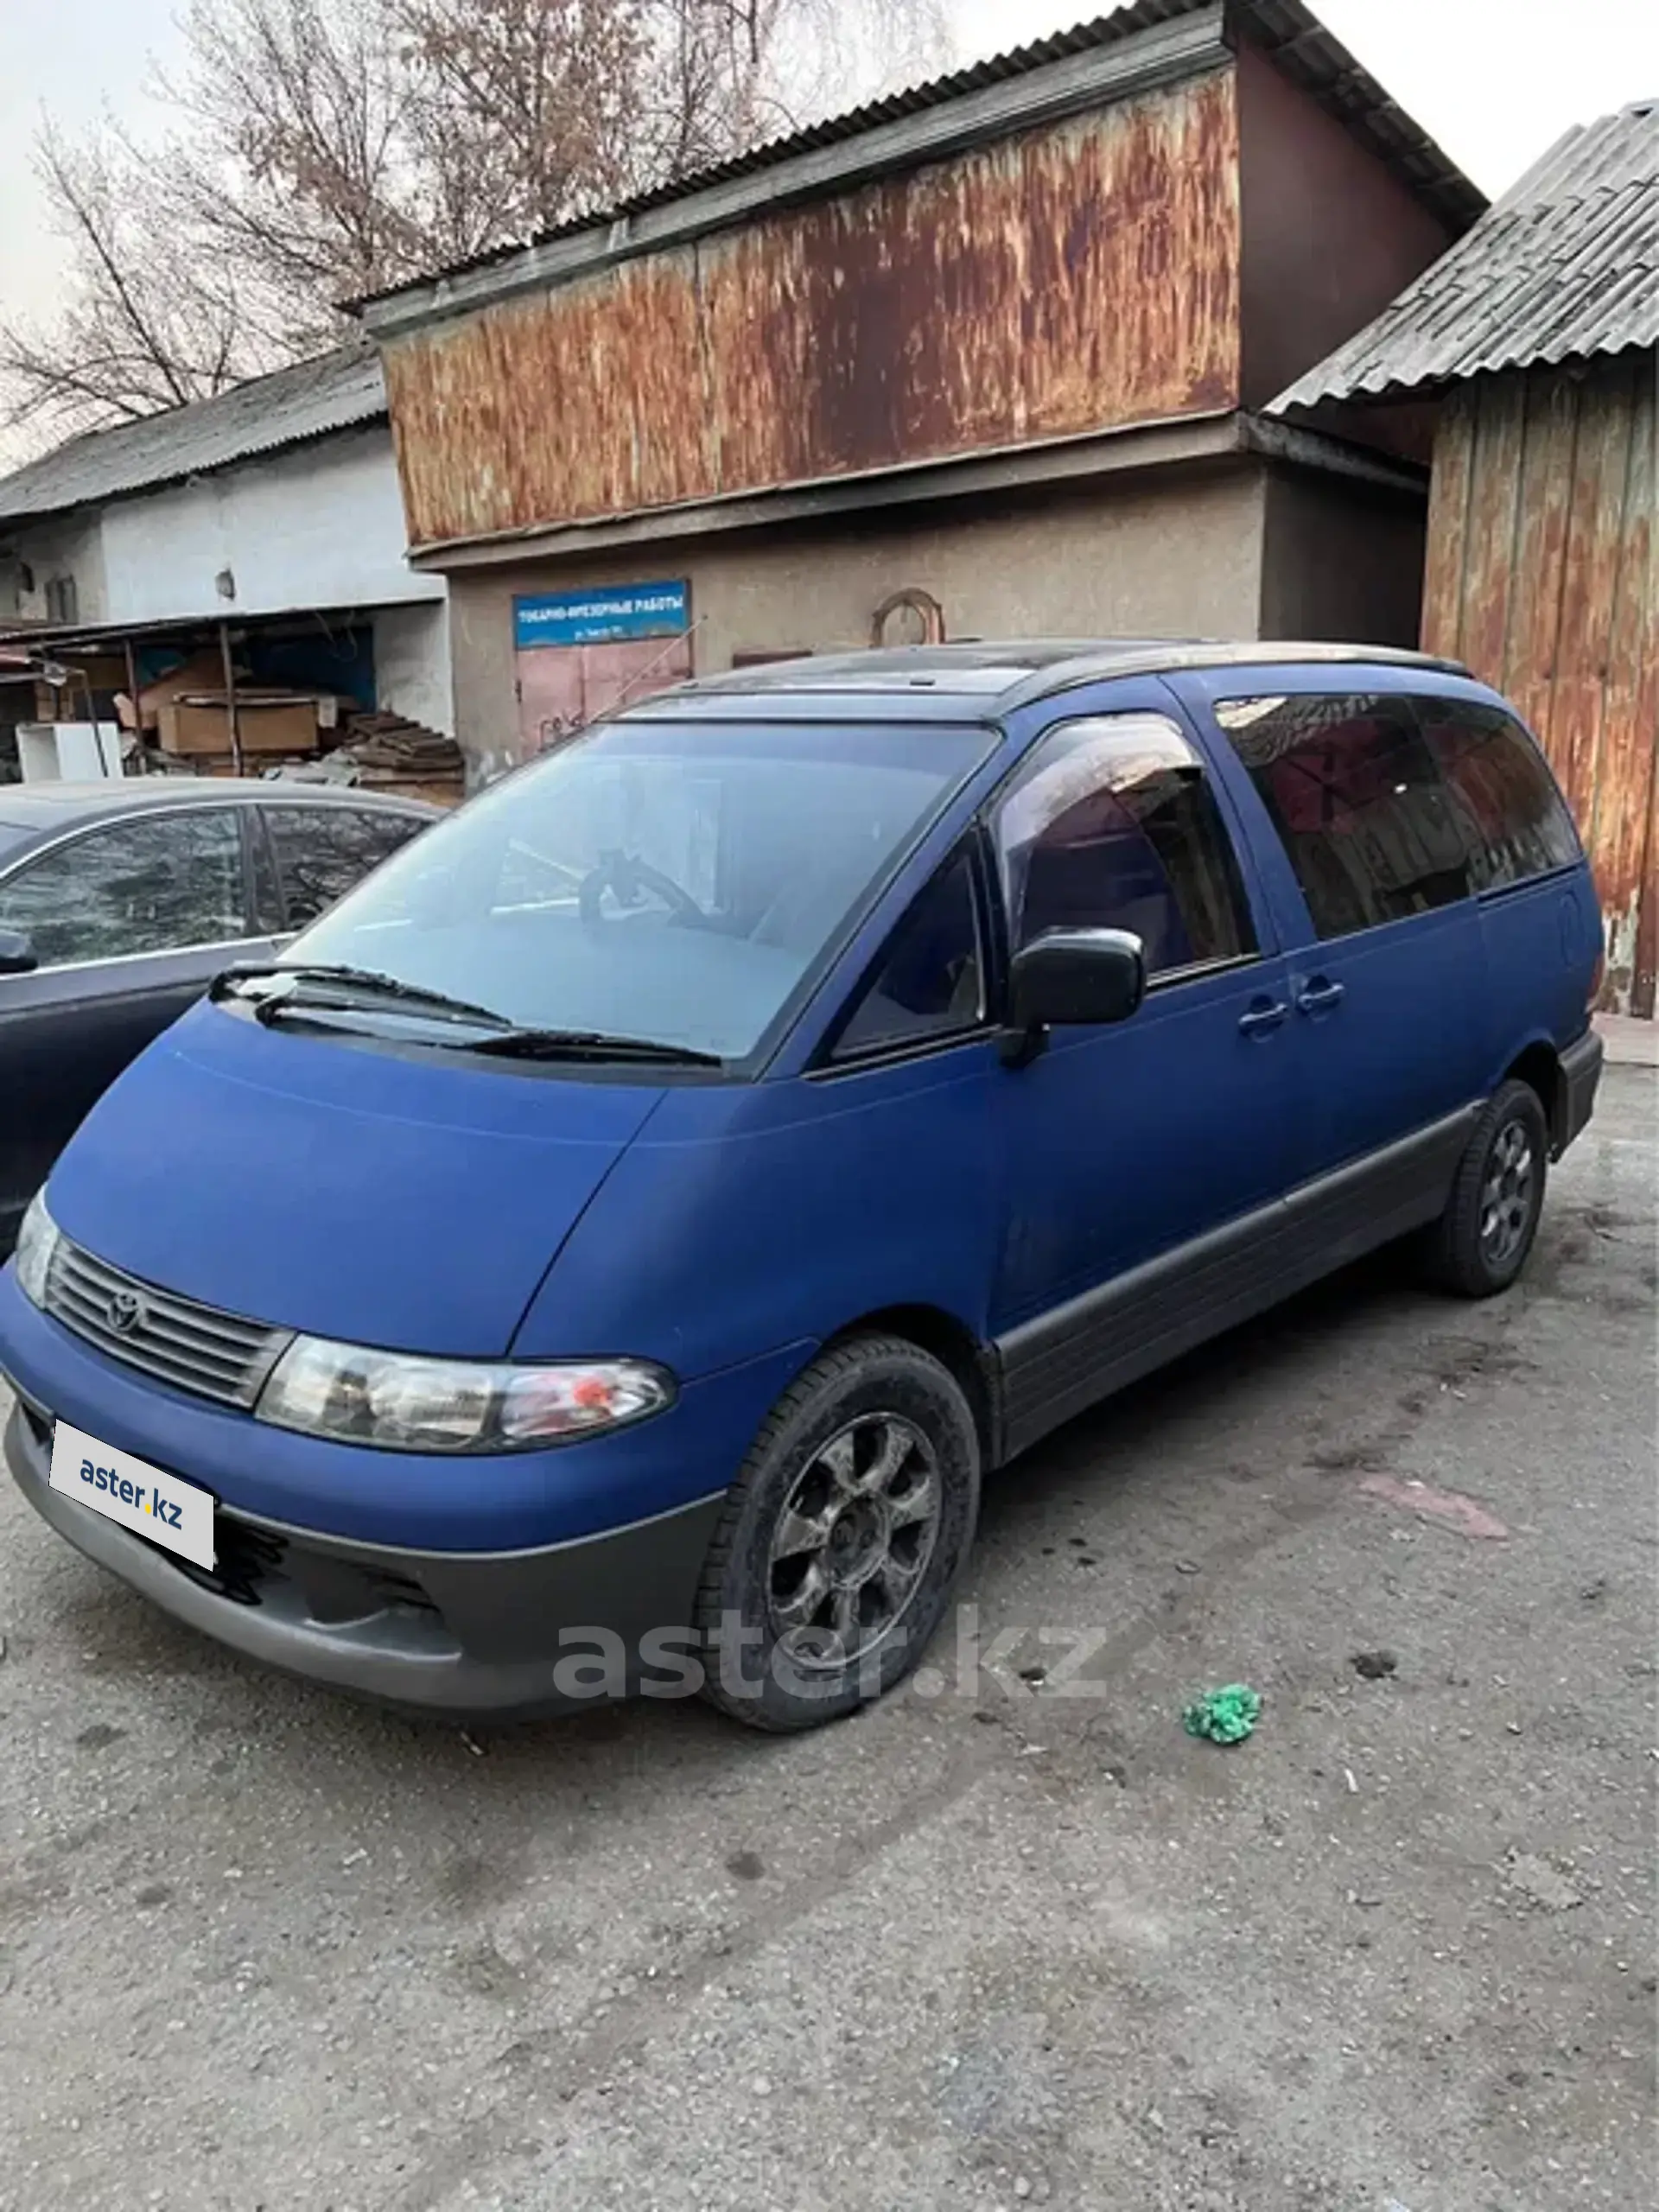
(1182, 1683, 1262, 1745)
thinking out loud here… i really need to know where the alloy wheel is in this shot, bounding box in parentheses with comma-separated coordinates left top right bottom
(766, 1414, 943, 1669)
(1479, 1117, 1535, 1267)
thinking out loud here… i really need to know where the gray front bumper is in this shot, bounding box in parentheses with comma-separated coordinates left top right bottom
(5, 1394, 724, 1719)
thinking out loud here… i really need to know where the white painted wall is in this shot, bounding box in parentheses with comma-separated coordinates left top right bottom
(372, 601, 454, 734)
(97, 426, 441, 623)
(0, 423, 454, 734)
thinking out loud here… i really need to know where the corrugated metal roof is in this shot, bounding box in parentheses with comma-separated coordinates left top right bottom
(1274, 99, 1659, 408)
(356, 0, 1482, 317)
(0, 346, 385, 528)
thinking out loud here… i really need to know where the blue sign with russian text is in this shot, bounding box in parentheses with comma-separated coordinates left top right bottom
(513, 582, 690, 650)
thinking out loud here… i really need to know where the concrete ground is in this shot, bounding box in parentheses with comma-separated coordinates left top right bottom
(1594, 1011, 1659, 1068)
(0, 1068, 1653, 2212)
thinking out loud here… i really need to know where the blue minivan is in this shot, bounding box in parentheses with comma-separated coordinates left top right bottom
(0, 642, 1603, 1730)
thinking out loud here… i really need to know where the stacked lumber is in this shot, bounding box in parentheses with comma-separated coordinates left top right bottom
(333, 711, 465, 806)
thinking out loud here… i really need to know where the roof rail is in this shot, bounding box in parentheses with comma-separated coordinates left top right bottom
(1007, 638, 1471, 709)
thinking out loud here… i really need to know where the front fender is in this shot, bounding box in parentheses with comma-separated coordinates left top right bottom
(513, 1050, 1003, 1380)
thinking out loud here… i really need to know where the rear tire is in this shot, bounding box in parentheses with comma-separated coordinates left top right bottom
(1430, 1078, 1549, 1298)
(694, 1334, 980, 1732)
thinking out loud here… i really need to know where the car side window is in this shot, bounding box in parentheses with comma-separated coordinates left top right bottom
(832, 848, 984, 1058)
(992, 712, 1255, 978)
(0, 809, 246, 969)
(264, 805, 426, 929)
(1413, 697, 1580, 890)
(1216, 693, 1471, 939)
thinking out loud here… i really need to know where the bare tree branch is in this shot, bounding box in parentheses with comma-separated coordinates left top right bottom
(0, 0, 952, 448)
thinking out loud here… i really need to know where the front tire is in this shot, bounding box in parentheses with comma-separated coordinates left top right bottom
(694, 1335, 981, 1732)
(1430, 1078, 1549, 1297)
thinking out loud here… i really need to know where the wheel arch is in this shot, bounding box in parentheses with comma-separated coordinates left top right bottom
(821, 1303, 1001, 1465)
(1502, 1037, 1566, 1154)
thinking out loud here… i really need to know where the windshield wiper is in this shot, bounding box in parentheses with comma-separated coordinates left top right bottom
(462, 1027, 725, 1067)
(214, 967, 721, 1064)
(213, 963, 512, 1031)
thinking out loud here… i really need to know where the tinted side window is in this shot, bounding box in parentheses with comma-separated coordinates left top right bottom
(0, 809, 246, 968)
(1217, 694, 1471, 939)
(1414, 698, 1580, 889)
(994, 713, 1255, 977)
(833, 849, 983, 1058)
(265, 806, 425, 929)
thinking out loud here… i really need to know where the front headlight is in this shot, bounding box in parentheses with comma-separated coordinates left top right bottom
(13, 1189, 60, 1309)
(253, 1334, 674, 1452)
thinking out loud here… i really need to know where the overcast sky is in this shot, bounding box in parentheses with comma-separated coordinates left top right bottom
(2, 1, 1656, 346)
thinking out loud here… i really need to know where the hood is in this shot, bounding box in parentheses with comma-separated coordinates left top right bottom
(48, 1000, 664, 1357)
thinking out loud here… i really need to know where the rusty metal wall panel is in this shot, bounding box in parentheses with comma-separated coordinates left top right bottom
(1595, 355, 1657, 1019)
(1422, 353, 1658, 1016)
(381, 70, 1240, 551)
(1420, 386, 1473, 654)
(385, 251, 718, 556)
(1503, 371, 1578, 744)
(1458, 374, 1527, 690)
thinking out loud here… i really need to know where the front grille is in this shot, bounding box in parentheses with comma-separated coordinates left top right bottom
(44, 1237, 292, 1409)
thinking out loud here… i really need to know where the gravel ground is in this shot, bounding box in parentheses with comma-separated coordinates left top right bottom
(0, 1066, 1653, 2212)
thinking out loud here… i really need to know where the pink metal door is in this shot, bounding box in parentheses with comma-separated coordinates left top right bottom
(516, 636, 694, 760)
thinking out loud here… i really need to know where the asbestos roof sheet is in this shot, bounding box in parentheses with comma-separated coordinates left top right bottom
(356, 0, 1481, 315)
(0, 346, 386, 526)
(1274, 98, 1659, 408)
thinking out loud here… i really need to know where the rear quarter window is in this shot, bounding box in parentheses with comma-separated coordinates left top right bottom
(1413, 698, 1581, 889)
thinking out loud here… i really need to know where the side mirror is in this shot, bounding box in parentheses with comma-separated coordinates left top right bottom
(1005, 927, 1145, 1059)
(0, 929, 37, 976)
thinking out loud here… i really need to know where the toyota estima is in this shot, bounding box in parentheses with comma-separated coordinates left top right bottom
(0, 642, 1602, 1731)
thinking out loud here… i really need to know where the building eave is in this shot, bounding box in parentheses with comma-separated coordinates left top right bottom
(402, 406, 1425, 571)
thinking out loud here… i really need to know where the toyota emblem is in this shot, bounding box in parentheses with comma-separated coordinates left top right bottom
(106, 1289, 145, 1336)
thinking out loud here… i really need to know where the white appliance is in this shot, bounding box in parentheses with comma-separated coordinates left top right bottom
(17, 721, 124, 782)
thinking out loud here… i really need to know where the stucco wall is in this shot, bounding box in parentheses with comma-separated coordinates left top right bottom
(447, 464, 1269, 778)
(1257, 467, 1427, 648)
(94, 428, 443, 625)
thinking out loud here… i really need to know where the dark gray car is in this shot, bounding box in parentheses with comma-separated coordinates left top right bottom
(0, 779, 436, 1250)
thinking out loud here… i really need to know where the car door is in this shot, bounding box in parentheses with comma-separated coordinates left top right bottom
(986, 695, 1304, 1452)
(0, 804, 278, 1245)
(1188, 681, 1491, 1200)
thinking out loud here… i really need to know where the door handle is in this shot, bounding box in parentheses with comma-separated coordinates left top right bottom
(1296, 978, 1346, 1016)
(1237, 996, 1289, 1038)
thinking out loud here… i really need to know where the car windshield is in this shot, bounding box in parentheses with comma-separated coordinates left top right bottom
(280, 716, 993, 1061)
